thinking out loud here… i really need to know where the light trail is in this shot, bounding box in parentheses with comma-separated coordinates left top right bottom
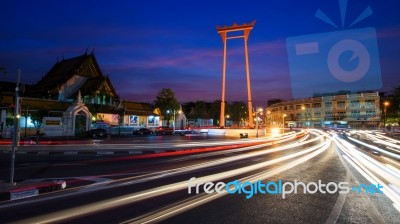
(126, 135, 331, 223)
(15, 133, 329, 224)
(332, 133, 400, 215)
(0, 131, 309, 209)
(347, 136, 400, 160)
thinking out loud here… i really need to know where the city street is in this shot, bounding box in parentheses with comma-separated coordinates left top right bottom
(2, 1, 400, 223)
(0, 129, 399, 223)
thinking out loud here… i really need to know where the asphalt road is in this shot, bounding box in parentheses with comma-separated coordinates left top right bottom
(0, 130, 399, 223)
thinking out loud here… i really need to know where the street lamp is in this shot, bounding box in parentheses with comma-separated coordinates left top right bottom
(384, 101, 390, 128)
(283, 114, 287, 129)
(178, 110, 183, 130)
(10, 69, 21, 185)
(171, 109, 182, 131)
(254, 107, 263, 138)
(266, 110, 271, 127)
(225, 114, 230, 127)
(166, 110, 170, 127)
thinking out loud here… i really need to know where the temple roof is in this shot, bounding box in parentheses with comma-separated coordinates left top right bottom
(1, 96, 71, 111)
(79, 76, 118, 97)
(29, 52, 119, 100)
(34, 52, 100, 90)
(120, 100, 155, 116)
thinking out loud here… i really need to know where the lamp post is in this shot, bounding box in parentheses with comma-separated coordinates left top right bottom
(282, 113, 287, 129)
(384, 101, 389, 128)
(10, 69, 21, 184)
(178, 110, 183, 130)
(225, 114, 230, 127)
(173, 110, 175, 131)
(254, 107, 263, 138)
(171, 110, 182, 131)
(166, 110, 170, 127)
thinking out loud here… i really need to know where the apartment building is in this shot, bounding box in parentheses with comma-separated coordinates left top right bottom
(266, 92, 381, 129)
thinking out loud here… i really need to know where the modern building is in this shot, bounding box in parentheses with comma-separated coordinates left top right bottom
(266, 92, 382, 129)
(0, 52, 161, 137)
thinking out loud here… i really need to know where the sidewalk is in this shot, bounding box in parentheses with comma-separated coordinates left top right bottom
(0, 132, 278, 203)
(0, 134, 144, 146)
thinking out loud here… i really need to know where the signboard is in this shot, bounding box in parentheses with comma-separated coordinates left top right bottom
(10, 189, 39, 200)
(147, 116, 159, 127)
(129, 115, 138, 126)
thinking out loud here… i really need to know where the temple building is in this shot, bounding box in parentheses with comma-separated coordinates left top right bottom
(0, 52, 159, 137)
(28, 52, 119, 105)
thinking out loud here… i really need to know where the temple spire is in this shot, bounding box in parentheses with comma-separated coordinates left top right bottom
(77, 90, 83, 103)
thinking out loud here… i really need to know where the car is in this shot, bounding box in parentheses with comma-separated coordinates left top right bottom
(133, 128, 154, 135)
(154, 126, 174, 135)
(174, 130, 199, 136)
(86, 128, 107, 138)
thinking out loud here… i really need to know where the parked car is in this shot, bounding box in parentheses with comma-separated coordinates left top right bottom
(86, 128, 107, 138)
(174, 130, 199, 136)
(154, 126, 174, 135)
(133, 128, 154, 135)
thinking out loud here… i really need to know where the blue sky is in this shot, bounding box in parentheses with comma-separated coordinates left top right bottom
(1, 0, 399, 106)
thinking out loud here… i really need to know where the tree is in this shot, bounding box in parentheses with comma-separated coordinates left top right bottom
(209, 100, 221, 126)
(386, 85, 400, 125)
(229, 101, 248, 126)
(154, 88, 180, 127)
(182, 102, 196, 120)
(193, 101, 209, 120)
(6, 117, 14, 127)
(30, 109, 47, 128)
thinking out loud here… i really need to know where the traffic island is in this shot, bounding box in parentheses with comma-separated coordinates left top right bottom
(0, 180, 66, 201)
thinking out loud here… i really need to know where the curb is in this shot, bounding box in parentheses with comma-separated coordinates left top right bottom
(0, 150, 155, 156)
(0, 180, 66, 201)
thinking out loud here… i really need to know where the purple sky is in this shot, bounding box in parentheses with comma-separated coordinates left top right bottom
(1, 0, 399, 107)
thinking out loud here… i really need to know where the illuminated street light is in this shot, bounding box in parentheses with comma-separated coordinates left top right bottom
(283, 114, 287, 129)
(225, 114, 230, 127)
(172, 109, 182, 131)
(166, 110, 171, 127)
(254, 107, 263, 138)
(384, 101, 390, 127)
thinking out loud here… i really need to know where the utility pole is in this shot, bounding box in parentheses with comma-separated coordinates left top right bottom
(10, 69, 21, 184)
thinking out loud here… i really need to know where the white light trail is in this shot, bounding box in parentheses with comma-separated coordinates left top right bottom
(333, 134, 400, 215)
(17, 135, 330, 223)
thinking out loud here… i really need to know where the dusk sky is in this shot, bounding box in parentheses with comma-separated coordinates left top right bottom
(1, 0, 399, 107)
